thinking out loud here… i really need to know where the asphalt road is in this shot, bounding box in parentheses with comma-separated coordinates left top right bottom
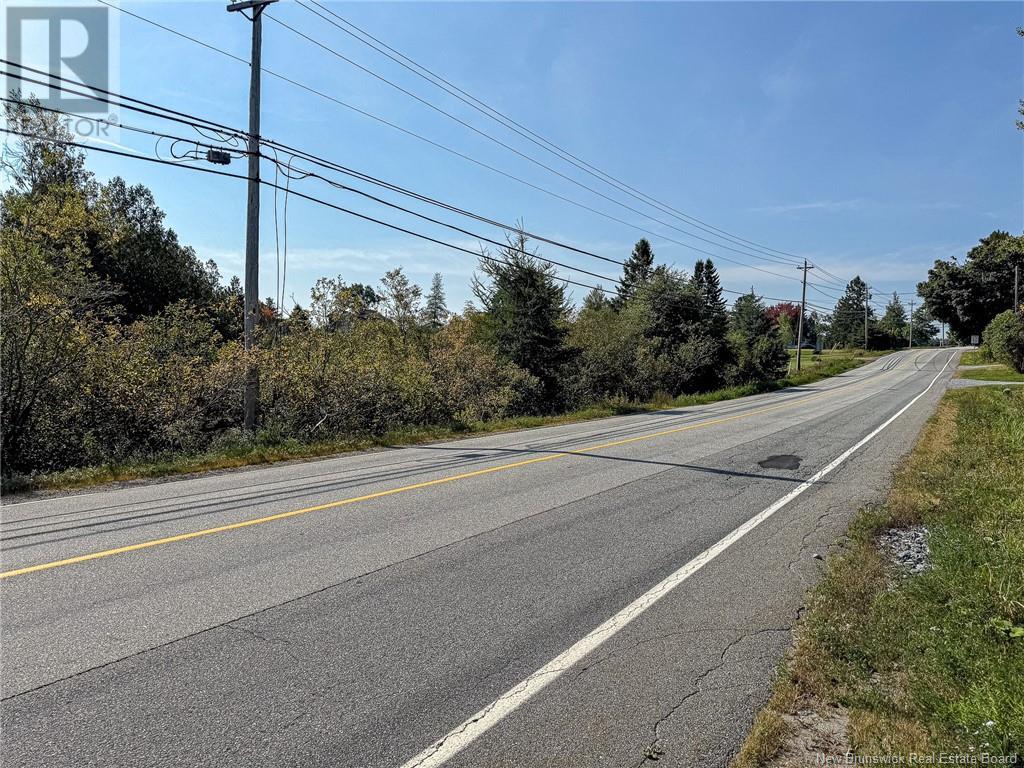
(0, 348, 959, 768)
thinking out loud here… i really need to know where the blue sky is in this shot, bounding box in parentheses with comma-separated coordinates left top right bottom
(15, 1, 1024, 313)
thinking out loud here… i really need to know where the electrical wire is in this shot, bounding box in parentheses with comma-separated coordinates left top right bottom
(0, 126, 619, 296)
(267, 7, 812, 273)
(2, 65, 811, 290)
(85, 1, 846, 286)
(296, 0, 812, 268)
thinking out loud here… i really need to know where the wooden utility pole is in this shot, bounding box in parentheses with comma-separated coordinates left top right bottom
(795, 260, 813, 371)
(908, 299, 915, 349)
(864, 296, 869, 350)
(1015, 264, 1020, 314)
(228, 0, 277, 430)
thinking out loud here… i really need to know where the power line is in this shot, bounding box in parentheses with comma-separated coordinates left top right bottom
(296, 0, 887, 295)
(86, 1, 828, 287)
(6, 72, 901, 322)
(275, 3, 809, 271)
(0, 126, 619, 296)
(3, 65, 811, 293)
(295, 0, 812, 269)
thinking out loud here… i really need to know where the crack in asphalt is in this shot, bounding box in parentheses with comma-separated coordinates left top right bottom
(634, 627, 791, 766)
(223, 623, 302, 665)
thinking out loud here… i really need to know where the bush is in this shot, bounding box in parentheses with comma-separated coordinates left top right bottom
(259, 317, 539, 441)
(982, 310, 1024, 373)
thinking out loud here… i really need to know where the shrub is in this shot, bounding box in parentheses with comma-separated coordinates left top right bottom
(982, 310, 1024, 373)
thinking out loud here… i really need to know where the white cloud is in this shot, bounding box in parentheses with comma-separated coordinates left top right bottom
(749, 198, 869, 215)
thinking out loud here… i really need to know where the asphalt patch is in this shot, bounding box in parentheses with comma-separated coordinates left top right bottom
(758, 454, 802, 470)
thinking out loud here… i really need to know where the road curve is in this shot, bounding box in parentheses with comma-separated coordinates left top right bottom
(0, 349, 959, 768)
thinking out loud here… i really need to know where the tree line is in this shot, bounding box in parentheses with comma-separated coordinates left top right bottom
(915, 229, 1024, 371)
(6, 98, 988, 480)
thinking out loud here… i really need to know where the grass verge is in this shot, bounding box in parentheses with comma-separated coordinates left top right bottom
(2, 351, 884, 495)
(733, 386, 1024, 766)
(956, 363, 1024, 382)
(958, 348, 992, 366)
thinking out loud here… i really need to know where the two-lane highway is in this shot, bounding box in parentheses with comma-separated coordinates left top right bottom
(0, 349, 959, 767)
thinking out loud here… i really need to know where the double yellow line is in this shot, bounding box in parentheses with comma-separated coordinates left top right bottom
(0, 365, 889, 580)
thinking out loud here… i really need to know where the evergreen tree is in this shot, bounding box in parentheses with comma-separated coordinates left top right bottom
(472, 232, 571, 408)
(286, 304, 312, 334)
(910, 304, 939, 346)
(699, 259, 729, 340)
(879, 292, 908, 340)
(423, 272, 449, 329)
(830, 277, 873, 348)
(728, 292, 788, 383)
(582, 286, 611, 312)
(616, 238, 655, 306)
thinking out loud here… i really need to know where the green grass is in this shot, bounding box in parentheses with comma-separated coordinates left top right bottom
(736, 387, 1024, 763)
(2, 352, 885, 495)
(956, 363, 1024, 382)
(958, 348, 993, 366)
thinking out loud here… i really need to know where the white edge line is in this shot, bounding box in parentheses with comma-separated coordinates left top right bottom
(398, 351, 956, 768)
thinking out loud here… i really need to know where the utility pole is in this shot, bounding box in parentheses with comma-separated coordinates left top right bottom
(1015, 264, 1020, 314)
(908, 299, 915, 349)
(864, 296, 869, 350)
(228, 0, 277, 431)
(795, 259, 813, 371)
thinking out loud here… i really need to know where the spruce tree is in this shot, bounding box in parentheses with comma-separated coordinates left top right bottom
(423, 272, 449, 329)
(830, 277, 873, 348)
(879, 292, 908, 341)
(472, 232, 571, 408)
(616, 238, 655, 306)
(699, 259, 729, 340)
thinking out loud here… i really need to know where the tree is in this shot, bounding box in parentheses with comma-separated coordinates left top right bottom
(0, 97, 115, 470)
(695, 259, 729, 340)
(910, 304, 938, 346)
(628, 266, 729, 394)
(472, 232, 571, 408)
(286, 304, 312, 334)
(616, 238, 655, 306)
(310, 276, 380, 331)
(2, 94, 92, 195)
(879, 293, 908, 341)
(917, 231, 1024, 341)
(91, 177, 217, 321)
(728, 292, 788, 383)
(766, 302, 802, 346)
(379, 267, 423, 334)
(830, 277, 873, 348)
(423, 272, 449, 329)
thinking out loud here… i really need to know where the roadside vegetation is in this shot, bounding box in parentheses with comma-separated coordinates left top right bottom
(5, 348, 877, 493)
(0, 99, 901, 493)
(734, 386, 1024, 765)
(3, 97, 1016, 494)
(957, 364, 1024, 383)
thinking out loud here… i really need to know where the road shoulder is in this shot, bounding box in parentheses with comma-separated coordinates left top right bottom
(732, 387, 1024, 767)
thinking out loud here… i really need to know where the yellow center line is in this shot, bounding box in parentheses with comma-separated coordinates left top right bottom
(0, 362, 894, 580)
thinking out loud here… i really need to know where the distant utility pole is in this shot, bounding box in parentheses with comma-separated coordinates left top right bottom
(228, 0, 278, 431)
(1015, 264, 1020, 314)
(908, 299, 915, 349)
(864, 296, 869, 350)
(795, 259, 813, 371)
